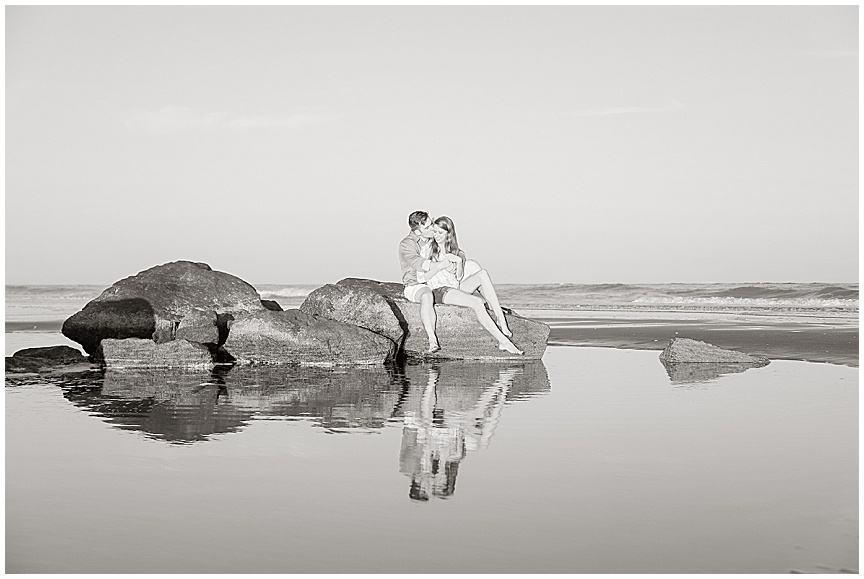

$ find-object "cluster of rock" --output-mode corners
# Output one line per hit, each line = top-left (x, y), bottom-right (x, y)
(52, 261), (549, 369)
(9, 261), (775, 378)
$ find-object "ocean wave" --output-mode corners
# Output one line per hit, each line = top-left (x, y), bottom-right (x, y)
(496, 283), (859, 307)
(258, 286), (315, 299)
(631, 296), (858, 308)
(4, 285), (105, 300)
(815, 285), (860, 299)
(712, 284), (859, 301)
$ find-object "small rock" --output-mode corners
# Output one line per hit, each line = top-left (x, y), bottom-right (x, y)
(5, 345), (90, 374)
(659, 337), (770, 364)
(176, 310), (220, 346)
(99, 338), (214, 369)
(260, 299), (283, 312)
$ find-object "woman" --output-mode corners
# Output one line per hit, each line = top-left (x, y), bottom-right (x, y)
(425, 216), (522, 355)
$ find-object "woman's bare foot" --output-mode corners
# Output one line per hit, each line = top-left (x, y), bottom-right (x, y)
(496, 315), (513, 337)
(498, 340), (523, 355)
(427, 341), (441, 354)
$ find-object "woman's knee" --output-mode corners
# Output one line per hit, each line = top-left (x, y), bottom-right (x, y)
(418, 289), (434, 306)
(463, 259), (482, 278)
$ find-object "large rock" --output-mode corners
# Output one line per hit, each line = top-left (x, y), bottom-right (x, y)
(300, 282), (405, 345)
(222, 309), (396, 366)
(5, 345), (91, 374)
(62, 261), (266, 356)
(99, 338), (214, 369)
(659, 338), (770, 365)
(300, 278), (549, 360)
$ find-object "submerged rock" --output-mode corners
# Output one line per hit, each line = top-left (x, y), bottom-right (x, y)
(62, 261), (265, 356)
(659, 337), (770, 364)
(300, 278), (549, 360)
(223, 309), (396, 366)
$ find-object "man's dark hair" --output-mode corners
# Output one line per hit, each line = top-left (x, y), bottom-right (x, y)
(408, 211), (429, 230)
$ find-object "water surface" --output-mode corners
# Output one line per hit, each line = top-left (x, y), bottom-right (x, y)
(6, 347), (857, 573)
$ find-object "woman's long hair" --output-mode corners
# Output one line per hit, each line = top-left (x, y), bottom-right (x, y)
(431, 216), (460, 259)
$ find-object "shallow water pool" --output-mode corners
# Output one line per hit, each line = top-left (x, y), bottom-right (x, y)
(5, 347), (858, 573)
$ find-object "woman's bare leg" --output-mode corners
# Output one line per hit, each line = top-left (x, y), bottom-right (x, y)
(459, 264), (512, 336)
(443, 289), (522, 355)
(462, 259), (482, 279)
(413, 286), (439, 352)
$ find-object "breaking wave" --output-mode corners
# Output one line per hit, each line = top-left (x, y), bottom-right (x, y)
(256, 285), (316, 299)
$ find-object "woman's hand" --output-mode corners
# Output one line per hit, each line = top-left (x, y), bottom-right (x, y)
(426, 258), (455, 277)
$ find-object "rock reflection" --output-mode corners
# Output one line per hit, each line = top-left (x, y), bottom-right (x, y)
(64, 367), (253, 444)
(58, 361), (549, 449)
(394, 362), (550, 501)
(661, 361), (768, 385)
(216, 364), (401, 432)
(63, 365), (402, 443)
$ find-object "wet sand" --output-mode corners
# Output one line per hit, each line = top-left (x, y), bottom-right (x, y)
(6, 308), (859, 368)
(519, 309), (858, 367)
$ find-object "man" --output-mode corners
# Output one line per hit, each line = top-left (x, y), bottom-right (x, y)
(398, 210), (456, 353)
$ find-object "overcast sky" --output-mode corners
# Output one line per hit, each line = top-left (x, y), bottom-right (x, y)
(6, 6), (858, 285)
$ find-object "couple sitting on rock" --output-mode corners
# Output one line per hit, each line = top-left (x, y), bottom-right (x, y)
(398, 210), (522, 355)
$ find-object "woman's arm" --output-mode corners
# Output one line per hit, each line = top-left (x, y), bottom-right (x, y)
(419, 258), (455, 282)
(447, 250), (466, 280)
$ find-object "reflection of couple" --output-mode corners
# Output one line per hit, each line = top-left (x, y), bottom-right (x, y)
(398, 210), (522, 355)
(399, 366), (517, 501)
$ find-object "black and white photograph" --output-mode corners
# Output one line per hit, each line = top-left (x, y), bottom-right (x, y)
(5, 4), (858, 574)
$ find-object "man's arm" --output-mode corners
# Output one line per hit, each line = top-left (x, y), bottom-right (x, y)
(399, 237), (431, 272)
